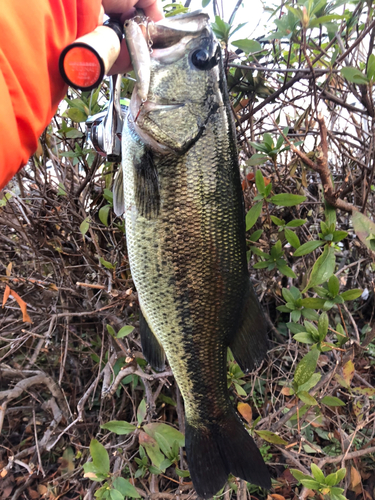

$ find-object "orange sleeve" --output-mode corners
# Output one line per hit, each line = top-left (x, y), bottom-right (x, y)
(0, 0), (102, 190)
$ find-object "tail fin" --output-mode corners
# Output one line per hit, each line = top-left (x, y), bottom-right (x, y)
(185, 410), (271, 499)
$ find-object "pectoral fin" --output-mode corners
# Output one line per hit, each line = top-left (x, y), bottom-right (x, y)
(229, 281), (269, 373)
(139, 309), (165, 371)
(113, 167), (125, 216)
(134, 148), (160, 219)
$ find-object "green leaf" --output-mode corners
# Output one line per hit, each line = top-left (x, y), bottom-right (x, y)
(255, 169), (266, 194)
(290, 469), (311, 482)
(293, 240), (324, 257)
(318, 312), (329, 339)
(282, 287), (296, 303)
(300, 479), (322, 489)
(101, 420), (137, 435)
(143, 423), (185, 447)
(311, 463), (325, 482)
(155, 432), (172, 457)
(309, 14), (346, 28)
(340, 289), (363, 301)
(287, 322), (305, 334)
(249, 142), (269, 154)
(270, 194), (306, 206)
(99, 205), (111, 227)
(176, 467), (190, 478)
(83, 462), (108, 482)
(291, 310), (301, 322)
(251, 246), (270, 259)
(117, 325), (134, 338)
(301, 309), (319, 321)
(80, 217), (90, 236)
(341, 67), (369, 84)
(289, 286), (301, 300)
(293, 332), (315, 344)
(332, 230), (348, 242)
(137, 399), (147, 425)
(277, 261), (296, 278)
(353, 211), (375, 252)
(294, 348), (320, 387)
(253, 261), (270, 269)
(112, 477), (140, 498)
(67, 107), (88, 123)
(303, 245), (336, 292)
(270, 216), (285, 226)
(90, 439), (110, 475)
(249, 229), (262, 242)
(247, 153), (268, 166)
(300, 298), (326, 309)
(246, 201), (263, 231)
(110, 490), (124, 500)
(328, 275), (340, 297)
(103, 188), (113, 204)
(298, 372), (321, 392)
(286, 219), (306, 228)
(263, 133), (273, 149)
(321, 396), (345, 407)
(255, 430), (288, 445)
(140, 434), (165, 469)
(202, 0), (211, 7)
(298, 391), (318, 406)
(106, 324), (116, 337)
(234, 382), (247, 396)
(65, 128), (84, 139)
(231, 39), (262, 54)
(304, 321), (319, 340)
(277, 305), (292, 313)
(367, 53), (375, 81)
(285, 228), (300, 249)
(100, 257), (115, 270)
(325, 472), (339, 486)
(335, 468), (347, 482)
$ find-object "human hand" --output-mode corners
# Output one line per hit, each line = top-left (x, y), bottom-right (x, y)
(101, 0), (164, 74)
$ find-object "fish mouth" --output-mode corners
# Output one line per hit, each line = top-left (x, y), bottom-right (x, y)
(148, 11), (210, 49)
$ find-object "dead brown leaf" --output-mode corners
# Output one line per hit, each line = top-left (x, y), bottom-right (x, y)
(27, 487), (40, 499)
(6, 262), (12, 277)
(2, 285), (10, 307)
(349, 465), (362, 490)
(4, 288), (32, 323)
(237, 402), (252, 423)
(343, 360), (355, 386)
(280, 387), (292, 396)
(37, 485), (48, 495)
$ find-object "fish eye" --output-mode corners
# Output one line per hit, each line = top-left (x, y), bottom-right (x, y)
(191, 49), (210, 69)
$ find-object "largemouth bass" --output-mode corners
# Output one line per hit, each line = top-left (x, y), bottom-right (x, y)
(115, 11), (271, 498)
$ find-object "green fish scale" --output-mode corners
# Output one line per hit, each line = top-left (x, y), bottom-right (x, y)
(123, 102), (248, 426)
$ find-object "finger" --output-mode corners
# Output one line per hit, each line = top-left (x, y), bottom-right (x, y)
(136, 0), (164, 21)
(107, 38), (132, 75)
(98, 5), (105, 24)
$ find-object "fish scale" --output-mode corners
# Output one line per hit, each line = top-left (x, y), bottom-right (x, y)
(118, 11), (271, 498)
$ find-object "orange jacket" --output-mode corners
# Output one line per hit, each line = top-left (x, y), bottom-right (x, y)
(0, 0), (101, 190)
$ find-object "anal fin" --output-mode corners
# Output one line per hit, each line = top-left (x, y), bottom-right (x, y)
(139, 309), (165, 372)
(229, 281), (269, 373)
